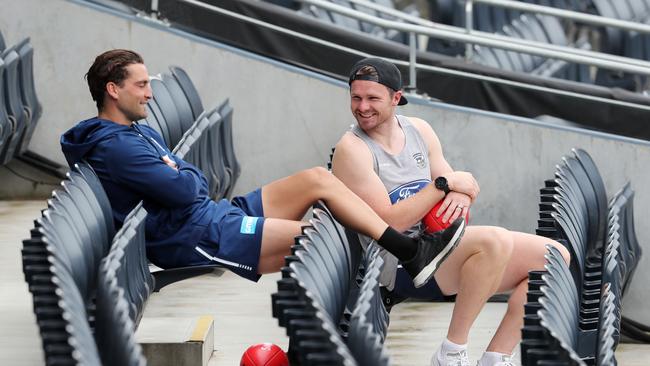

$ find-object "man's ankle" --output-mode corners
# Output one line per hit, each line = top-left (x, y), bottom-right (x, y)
(440, 337), (467, 353)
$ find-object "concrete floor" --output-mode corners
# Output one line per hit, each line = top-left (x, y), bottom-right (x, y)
(1, 200), (648, 365)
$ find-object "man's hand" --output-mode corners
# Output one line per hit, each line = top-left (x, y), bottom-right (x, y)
(162, 155), (178, 171)
(445, 171), (479, 201)
(436, 191), (471, 224)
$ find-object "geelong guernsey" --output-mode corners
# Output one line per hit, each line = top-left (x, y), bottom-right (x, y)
(351, 115), (431, 290)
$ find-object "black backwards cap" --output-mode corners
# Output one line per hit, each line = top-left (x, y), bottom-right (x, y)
(348, 57), (408, 105)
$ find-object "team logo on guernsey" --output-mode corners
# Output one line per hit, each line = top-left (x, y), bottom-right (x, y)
(413, 152), (426, 169)
(388, 179), (430, 204)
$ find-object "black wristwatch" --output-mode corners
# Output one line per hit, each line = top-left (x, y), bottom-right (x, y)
(434, 176), (450, 195)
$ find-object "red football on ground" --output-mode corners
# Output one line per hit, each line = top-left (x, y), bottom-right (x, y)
(423, 200), (470, 233)
(240, 343), (289, 366)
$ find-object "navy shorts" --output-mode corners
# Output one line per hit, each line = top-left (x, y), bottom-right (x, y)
(194, 189), (266, 282)
(393, 266), (457, 302)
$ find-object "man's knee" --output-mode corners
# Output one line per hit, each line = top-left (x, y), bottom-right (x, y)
(299, 166), (332, 190)
(482, 227), (514, 265)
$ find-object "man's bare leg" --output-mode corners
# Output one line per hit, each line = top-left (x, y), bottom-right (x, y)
(483, 232), (570, 354)
(257, 218), (304, 274)
(433, 226), (514, 345)
(261, 167), (388, 239)
(255, 167), (389, 274)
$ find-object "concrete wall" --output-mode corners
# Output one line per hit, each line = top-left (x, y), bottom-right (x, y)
(1, 0), (648, 322)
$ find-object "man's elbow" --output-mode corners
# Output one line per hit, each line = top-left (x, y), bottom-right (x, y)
(166, 185), (200, 207)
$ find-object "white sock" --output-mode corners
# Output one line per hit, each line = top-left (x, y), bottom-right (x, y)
(440, 338), (467, 354)
(478, 351), (511, 366)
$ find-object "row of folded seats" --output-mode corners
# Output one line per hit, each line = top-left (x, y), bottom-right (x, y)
(470, 14), (591, 82)
(522, 148), (641, 365)
(21, 65), (240, 365)
(429, 1), (594, 83)
(434, 0), (650, 89)
(266, 0), (418, 44)
(271, 202), (391, 365)
(268, 0), (594, 84)
(0, 29), (42, 166)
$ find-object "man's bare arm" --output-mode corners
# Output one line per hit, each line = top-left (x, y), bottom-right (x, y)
(332, 132), (446, 232)
(409, 117), (478, 222)
(409, 117), (480, 200)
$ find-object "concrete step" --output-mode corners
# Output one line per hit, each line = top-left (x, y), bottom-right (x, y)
(136, 315), (214, 366)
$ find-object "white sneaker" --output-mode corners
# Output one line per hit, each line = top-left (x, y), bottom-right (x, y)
(476, 353), (516, 366)
(431, 348), (470, 366)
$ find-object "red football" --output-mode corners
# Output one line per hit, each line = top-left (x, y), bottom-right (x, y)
(423, 200), (470, 233)
(240, 343), (289, 366)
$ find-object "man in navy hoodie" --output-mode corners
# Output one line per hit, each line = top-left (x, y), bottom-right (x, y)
(61, 49), (466, 285)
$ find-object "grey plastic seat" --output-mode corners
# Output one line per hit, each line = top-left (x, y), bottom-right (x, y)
(218, 100), (240, 198)
(161, 72), (195, 133)
(1, 47), (28, 164)
(0, 58), (8, 158)
(146, 96), (172, 148)
(97, 232), (148, 366)
(75, 162), (116, 239)
(42, 256), (102, 365)
(170, 66), (204, 120)
(205, 110), (229, 199)
(14, 39), (41, 154)
(151, 78), (183, 148)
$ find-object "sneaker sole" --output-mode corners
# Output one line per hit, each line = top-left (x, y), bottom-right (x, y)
(412, 219), (466, 288)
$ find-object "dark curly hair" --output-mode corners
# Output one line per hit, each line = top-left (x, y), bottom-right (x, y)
(85, 49), (144, 110)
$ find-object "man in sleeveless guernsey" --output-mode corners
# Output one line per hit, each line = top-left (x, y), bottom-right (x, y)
(332, 58), (571, 366)
(60, 49), (466, 290)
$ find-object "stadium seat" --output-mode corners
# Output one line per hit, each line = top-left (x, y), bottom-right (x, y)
(150, 77), (184, 148)
(0, 58), (9, 159)
(218, 99), (240, 198)
(1, 46), (28, 164)
(7, 39), (42, 155)
(170, 66), (204, 120)
(205, 109), (230, 199)
(96, 204), (148, 366)
(161, 72), (195, 133)
(145, 93), (172, 148)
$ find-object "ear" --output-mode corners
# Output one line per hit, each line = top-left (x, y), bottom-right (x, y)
(392, 90), (403, 106)
(105, 81), (120, 100)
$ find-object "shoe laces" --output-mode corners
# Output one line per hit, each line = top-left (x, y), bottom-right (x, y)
(442, 349), (470, 366)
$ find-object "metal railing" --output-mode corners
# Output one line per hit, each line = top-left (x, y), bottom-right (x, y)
(314, 0), (650, 61)
(469, 0), (650, 34)
(295, 0), (650, 89)
(465, 0), (650, 59)
(158, 0), (650, 112)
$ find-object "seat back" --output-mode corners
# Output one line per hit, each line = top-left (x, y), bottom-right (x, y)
(170, 66), (204, 120)
(161, 72), (195, 133)
(96, 204), (149, 366)
(151, 78), (183, 148)
(15, 38), (41, 154)
(1, 47), (28, 163)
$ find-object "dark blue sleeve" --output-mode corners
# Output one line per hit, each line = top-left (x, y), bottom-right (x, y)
(104, 134), (205, 208)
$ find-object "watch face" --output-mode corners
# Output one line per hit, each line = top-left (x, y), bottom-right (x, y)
(435, 177), (449, 193)
(435, 177), (447, 189)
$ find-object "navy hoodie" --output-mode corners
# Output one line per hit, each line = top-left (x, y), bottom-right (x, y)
(61, 117), (231, 268)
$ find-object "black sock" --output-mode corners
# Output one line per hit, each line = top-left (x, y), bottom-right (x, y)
(377, 227), (418, 262)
